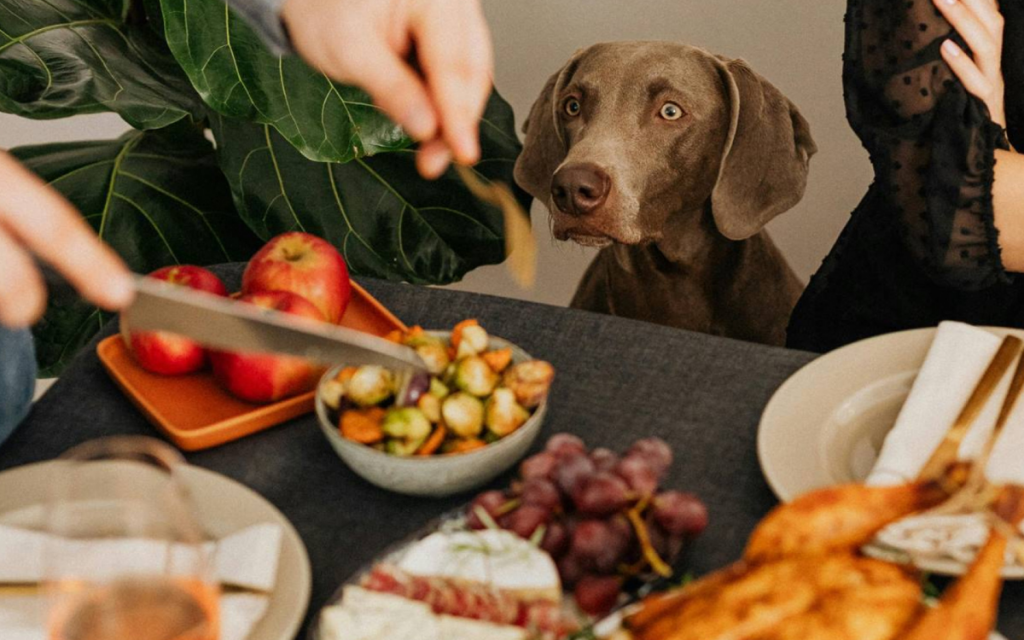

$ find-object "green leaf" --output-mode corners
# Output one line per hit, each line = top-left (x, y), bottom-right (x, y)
(160, 0), (409, 163)
(13, 123), (261, 375)
(0, 0), (201, 128)
(211, 91), (530, 285)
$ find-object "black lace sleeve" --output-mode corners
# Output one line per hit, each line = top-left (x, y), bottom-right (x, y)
(845, 0), (1012, 289)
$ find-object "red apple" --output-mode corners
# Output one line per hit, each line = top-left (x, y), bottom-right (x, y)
(121, 266), (228, 376)
(242, 232), (351, 324)
(209, 291), (326, 403)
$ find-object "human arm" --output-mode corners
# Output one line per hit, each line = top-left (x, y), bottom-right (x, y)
(843, 0), (1012, 289)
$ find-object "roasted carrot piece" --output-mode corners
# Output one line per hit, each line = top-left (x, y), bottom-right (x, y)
(482, 348), (513, 373)
(407, 326), (425, 338)
(451, 319), (480, 351)
(340, 408), (385, 444)
(384, 330), (405, 344)
(335, 366), (358, 385)
(448, 438), (486, 454)
(416, 425), (447, 456)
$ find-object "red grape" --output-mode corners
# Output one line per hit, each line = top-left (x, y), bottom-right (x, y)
(467, 490), (508, 529)
(573, 472), (631, 516)
(507, 505), (552, 539)
(627, 438), (673, 479)
(520, 451), (559, 481)
(616, 455), (658, 497)
(520, 478), (563, 512)
(572, 520), (629, 573)
(546, 433), (587, 458)
(555, 454), (596, 497)
(653, 491), (709, 536)
(574, 575), (622, 616)
(540, 521), (570, 558)
(557, 552), (587, 585)
(590, 448), (620, 472)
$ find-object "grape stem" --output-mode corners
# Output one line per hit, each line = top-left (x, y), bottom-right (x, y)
(626, 500), (673, 578)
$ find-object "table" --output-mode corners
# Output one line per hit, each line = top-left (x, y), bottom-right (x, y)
(2, 263), (1022, 638)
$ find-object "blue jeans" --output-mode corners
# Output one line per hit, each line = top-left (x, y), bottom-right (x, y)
(0, 327), (34, 446)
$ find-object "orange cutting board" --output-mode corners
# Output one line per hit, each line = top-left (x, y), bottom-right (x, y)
(98, 281), (407, 451)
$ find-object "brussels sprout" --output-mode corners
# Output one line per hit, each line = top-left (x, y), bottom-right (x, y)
(502, 361), (555, 408)
(453, 356), (500, 397)
(429, 377), (450, 399)
(485, 388), (530, 437)
(417, 393), (443, 423)
(460, 324), (490, 354)
(404, 333), (444, 348)
(442, 392), (485, 438)
(347, 365), (394, 407)
(415, 342), (451, 375)
(382, 407), (432, 456)
(320, 378), (346, 410)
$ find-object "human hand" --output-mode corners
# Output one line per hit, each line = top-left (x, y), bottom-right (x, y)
(934, 0), (1007, 128)
(281, 0), (494, 179)
(0, 152), (134, 328)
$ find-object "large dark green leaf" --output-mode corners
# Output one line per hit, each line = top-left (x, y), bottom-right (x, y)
(160, 0), (408, 163)
(212, 92), (530, 284)
(13, 123), (261, 375)
(0, 0), (202, 128)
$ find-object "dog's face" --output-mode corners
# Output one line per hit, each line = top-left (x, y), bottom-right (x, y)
(515, 42), (816, 254)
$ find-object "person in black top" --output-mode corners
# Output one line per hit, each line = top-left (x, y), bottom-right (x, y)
(788, 0), (1024, 352)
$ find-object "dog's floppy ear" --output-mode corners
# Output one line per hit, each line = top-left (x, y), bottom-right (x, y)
(710, 57), (817, 240)
(514, 50), (586, 201)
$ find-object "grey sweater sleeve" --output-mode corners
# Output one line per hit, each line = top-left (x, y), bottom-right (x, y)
(227, 0), (294, 56)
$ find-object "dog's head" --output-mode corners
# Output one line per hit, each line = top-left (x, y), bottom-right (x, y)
(514, 42), (816, 255)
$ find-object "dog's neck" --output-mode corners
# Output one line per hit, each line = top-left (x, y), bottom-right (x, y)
(651, 202), (738, 270)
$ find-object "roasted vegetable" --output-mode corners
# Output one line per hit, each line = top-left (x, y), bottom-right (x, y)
(382, 407), (432, 456)
(347, 365), (394, 406)
(395, 371), (431, 407)
(447, 438), (488, 454)
(485, 387), (530, 436)
(321, 379), (346, 410)
(414, 342), (451, 375)
(442, 392), (485, 438)
(451, 319), (480, 351)
(453, 356), (500, 397)
(502, 361), (555, 408)
(416, 425), (447, 456)
(429, 377), (450, 399)
(417, 393), (442, 423)
(482, 348), (513, 373)
(340, 408), (386, 444)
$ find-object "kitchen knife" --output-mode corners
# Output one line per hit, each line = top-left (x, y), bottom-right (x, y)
(124, 275), (425, 371)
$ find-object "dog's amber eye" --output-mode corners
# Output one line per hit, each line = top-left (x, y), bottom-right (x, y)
(660, 102), (684, 121)
(564, 97), (582, 117)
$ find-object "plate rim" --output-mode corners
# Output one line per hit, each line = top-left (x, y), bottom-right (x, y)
(0, 460), (312, 640)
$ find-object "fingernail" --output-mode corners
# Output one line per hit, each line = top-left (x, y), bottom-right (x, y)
(454, 130), (480, 165)
(403, 109), (437, 141)
(943, 39), (962, 56)
(423, 147), (452, 179)
(943, 0), (957, 5)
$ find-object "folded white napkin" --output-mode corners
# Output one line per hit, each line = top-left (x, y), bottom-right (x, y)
(0, 523), (280, 640)
(866, 321), (1024, 564)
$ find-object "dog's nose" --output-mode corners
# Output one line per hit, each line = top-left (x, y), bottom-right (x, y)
(551, 164), (610, 216)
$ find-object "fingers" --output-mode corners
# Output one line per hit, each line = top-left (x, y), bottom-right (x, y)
(934, 0), (1003, 75)
(0, 152), (134, 315)
(0, 225), (45, 327)
(322, 38), (441, 142)
(941, 40), (992, 94)
(411, 0), (494, 165)
(416, 138), (452, 179)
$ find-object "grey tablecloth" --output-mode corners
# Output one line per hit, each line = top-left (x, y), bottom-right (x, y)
(2, 263), (1022, 638)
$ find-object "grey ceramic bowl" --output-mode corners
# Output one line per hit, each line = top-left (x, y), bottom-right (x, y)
(314, 332), (547, 497)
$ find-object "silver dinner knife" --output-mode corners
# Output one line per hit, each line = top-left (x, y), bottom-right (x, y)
(124, 275), (425, 371)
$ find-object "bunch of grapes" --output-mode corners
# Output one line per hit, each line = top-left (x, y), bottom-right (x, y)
(467, 433), (708, 617)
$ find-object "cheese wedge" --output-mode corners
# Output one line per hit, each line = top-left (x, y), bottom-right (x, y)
(397, 529), (562, 603)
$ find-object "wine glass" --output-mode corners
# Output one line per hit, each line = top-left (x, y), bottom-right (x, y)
(44, 436), (219, 640)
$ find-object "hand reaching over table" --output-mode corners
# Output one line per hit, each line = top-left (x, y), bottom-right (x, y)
(280, 0), (494, 179)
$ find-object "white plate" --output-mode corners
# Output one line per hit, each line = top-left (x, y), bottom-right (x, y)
(758, 326), (1024, 578)
(0, 461), (312, 640)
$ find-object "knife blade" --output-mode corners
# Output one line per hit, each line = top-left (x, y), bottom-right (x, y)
(124, 276), (425, 371)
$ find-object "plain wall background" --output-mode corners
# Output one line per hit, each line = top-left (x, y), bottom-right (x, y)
(0, 0), (873, 308)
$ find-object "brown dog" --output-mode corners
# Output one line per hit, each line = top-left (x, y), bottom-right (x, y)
(514, 42), (816, 345)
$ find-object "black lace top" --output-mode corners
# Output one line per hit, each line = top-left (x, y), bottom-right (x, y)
(788, 0), (1024, 352)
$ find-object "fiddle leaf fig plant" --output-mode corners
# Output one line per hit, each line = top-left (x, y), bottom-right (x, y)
(0, 0), (529, 376)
